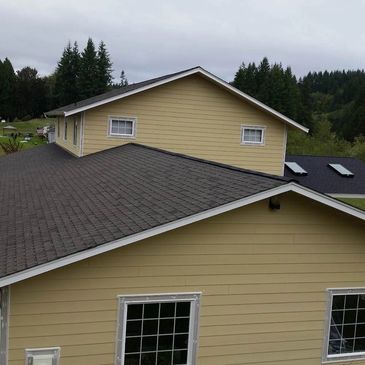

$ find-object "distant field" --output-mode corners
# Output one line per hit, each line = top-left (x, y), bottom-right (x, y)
(339, 198), (365, 211)
(0, 118), (55, 156)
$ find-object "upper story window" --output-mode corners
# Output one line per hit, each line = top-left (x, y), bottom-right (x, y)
(64, 119), (68, 141)
(241, 125), (265, 145)
(108, 117), (136, 138)
(116, 293), (201, 365)
(324, 288), (365, 362)
(73, 119), (78, 146)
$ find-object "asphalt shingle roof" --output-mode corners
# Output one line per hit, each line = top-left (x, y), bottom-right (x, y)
(285, 155), (365, 194)
(0, 143), (288, 278)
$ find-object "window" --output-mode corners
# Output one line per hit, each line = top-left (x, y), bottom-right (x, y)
(324, 289), (365, 362)
(57, 119), (60, 138)
(0, 287), (9, 365)
(116, 293), (201, 365)
(25, 347), (60, 365)
(108, 117), (136, 137)
(64, 119), (68, 140)
(241, 126), (265, 145)
(73, 118), (78, 145)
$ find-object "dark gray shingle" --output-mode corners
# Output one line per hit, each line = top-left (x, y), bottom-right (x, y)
(0, 143), (288, 278)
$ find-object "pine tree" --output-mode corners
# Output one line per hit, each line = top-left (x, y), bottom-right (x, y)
(79, 38), (99, 99)
(96, 41), (113, 94)
(15, 67), (46, 119)
(120, 70), (128, 87)
(0, 58), (16, 121)
(55, 42), (80, 105)
(257, 57), (271, 104)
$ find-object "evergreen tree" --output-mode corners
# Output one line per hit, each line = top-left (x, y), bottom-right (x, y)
(15, 67), (46, 119)
(120, 70), (128, 87)
(96, 41), (113, 94)
(55, 42), (80, 105)
(256, 57), (271, 104)
(0, 58), (16, 121)
(78, 38), (99, 99)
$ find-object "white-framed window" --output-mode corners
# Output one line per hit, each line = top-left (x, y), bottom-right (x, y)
(73, 118), (78, 146)
(115, 293), (201, 365)
(25, 347), (60, 365)
(64, 118), (68, 141)
(323, 288), (365, 362)
(108, 117), (136, 138)
(0, 287), (9, 365)
(241, 125), (265, 145)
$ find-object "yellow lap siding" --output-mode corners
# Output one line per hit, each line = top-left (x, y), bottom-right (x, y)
(8, 192), (365, 365)
(82, 75), (287, 175)
(55, 115), (82, 156)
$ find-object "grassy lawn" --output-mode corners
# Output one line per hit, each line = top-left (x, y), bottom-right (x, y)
(339, 198), (365, 211)
(0, 118), (55, 156)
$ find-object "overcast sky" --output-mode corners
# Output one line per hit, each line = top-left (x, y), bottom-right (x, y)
(1, 0), (364, 83)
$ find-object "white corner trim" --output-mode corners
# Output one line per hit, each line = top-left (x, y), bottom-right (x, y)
(0, 182), (363, 288)
(61, 67), (308, 133)
(281, 125), (288, 176)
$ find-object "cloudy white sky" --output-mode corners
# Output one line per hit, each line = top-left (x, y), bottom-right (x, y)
(0, 0), (364, 83)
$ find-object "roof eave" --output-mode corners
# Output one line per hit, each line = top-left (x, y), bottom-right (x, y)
(0, 181), (363, 289)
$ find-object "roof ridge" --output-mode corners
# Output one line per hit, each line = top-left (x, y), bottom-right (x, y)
(130, 143), (290, 182)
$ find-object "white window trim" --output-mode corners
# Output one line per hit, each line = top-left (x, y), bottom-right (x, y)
(115, 292), (201, 365)
(108, 117), (136, 138)
(323, 288), (365, 363)
(240, 125), (266, 146)
(0, 287), (9, 365)
(25, 347), (60, 365)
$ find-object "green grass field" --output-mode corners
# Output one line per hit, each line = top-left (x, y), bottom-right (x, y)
(0, 119), (55, 156)
(339, 198), (365, 211)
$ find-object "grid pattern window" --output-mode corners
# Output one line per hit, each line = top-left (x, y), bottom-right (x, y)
(109, 118), (135, 137)
(325, 289), (365, 361)
(73, 119), (78, 145)
(116, 293), (200, 365)
(241, 126), (265, 145)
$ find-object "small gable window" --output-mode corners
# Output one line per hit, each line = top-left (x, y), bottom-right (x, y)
(108, 117), (136, 138)
(116, 293), (200, 365)
(324, 289), (365, 362)
(241, 125), (265, 145)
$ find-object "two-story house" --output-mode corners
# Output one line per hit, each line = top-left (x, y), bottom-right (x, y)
(0, 67), (364, 365)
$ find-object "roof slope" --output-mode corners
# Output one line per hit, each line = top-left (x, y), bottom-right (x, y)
(0, 143), (288, 278)
(285, 155), (365, 195)
(45, 66), (308, 132)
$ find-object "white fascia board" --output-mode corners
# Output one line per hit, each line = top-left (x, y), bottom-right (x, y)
(63, 67), (309, 133)
(0, 182), (363, 288)
(329, 193), (365, 199)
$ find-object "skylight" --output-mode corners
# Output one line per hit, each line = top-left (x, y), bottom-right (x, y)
(328, 163), (354, 177)
(285, 162), (307, 175)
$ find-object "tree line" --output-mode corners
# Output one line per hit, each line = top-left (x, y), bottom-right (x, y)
(232, 57), (365, 142)
(0, 38), (127, 121)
